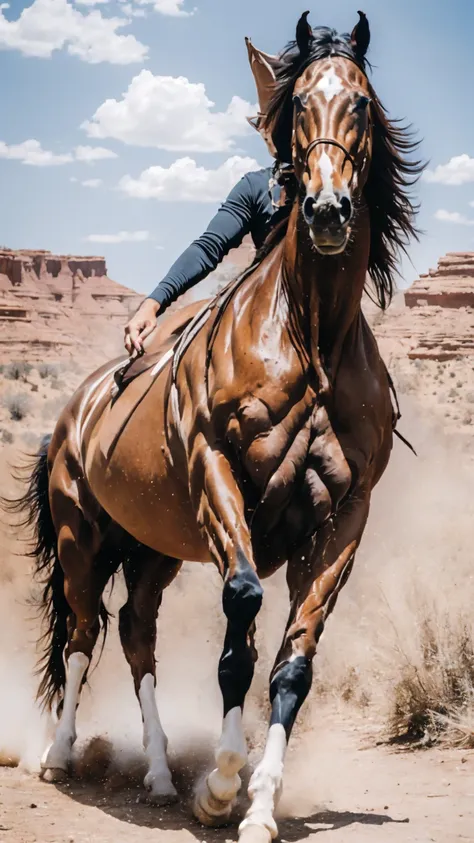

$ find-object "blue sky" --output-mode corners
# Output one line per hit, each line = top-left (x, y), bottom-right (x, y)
(1, 0), (473, 295)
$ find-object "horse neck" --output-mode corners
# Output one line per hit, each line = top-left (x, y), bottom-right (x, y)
(282, 203), (370, 374)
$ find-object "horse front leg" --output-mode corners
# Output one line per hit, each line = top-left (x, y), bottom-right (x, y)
(239, 495), (370, 843)
(192, 446), (264, 827)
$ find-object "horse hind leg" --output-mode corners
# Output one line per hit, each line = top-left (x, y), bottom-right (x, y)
(119, 550), (182, 806)
(40, 457), (117, 781)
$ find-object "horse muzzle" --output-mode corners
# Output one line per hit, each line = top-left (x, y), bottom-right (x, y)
(303, 194), (352, 255)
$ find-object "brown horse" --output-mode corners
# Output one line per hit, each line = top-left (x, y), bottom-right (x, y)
(13, 12), (422, 843)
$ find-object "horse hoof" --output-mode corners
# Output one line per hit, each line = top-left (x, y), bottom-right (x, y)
(140, 791), (179, 807)
(41, 767), (68, 784)
(238, 824), (273, 843)
(142, 772), (178, 806)
(193, 778), (233, 827)
(193, 798), (232, 828)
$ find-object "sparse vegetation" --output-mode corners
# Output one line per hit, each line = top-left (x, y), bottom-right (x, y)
(38, 363), (59, 380)
(1, 429), (14, 444)
(388, 614), (474, 745)
(4, 362), (32, 382)
(2, 394), (32, 422)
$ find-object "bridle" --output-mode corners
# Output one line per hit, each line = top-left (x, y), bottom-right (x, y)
(300, 107), (372, 189)
(305, 138), (356, 175)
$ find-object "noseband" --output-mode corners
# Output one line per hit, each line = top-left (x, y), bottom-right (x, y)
(305, 138), (356, 178)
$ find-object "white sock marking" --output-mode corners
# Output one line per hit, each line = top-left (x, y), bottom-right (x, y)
(138, 674), (176, 796)
(208, 706), (247, 801)
(194, 707), (247, 820)
(216, 706), (248, 770)
(239, 723), (287, 840)
(316, 67), (344, 102)
(41, 652), (89, 771)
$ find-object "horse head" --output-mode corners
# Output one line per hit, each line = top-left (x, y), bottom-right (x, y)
(254, 11), (422, 309)
(292, 13), (372, 255)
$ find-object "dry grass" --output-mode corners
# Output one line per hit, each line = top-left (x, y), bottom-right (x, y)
(314, 397), (474, 748)
(388, 612), (474, 745)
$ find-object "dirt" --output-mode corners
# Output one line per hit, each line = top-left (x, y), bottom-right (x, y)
(0, 718), (472, 843)
(1, 316), (474, 842)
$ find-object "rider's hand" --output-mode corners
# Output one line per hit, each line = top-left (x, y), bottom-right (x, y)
(124, 298), (160, 356)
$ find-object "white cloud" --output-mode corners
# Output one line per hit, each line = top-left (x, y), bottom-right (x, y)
(135, 0), (194, 16)
(0, 138), (118, 166)
(70, 175), (103, 186)
(424, 155), (474, 186)
(0, 139), (73, 166)
(434, 209), (474, 226)
(83, 70), (256, 152)
(82, 177), (103, 187)
(74, 0), (109, 5)
(86, 229), (150, 243)
(121, 3), (146, 16)
(119, 156), (262, 202)
(0, 0), (147, 64)
(74, 144), (117, 162)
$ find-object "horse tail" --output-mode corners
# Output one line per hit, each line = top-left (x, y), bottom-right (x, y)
(2, 435), (68, 710)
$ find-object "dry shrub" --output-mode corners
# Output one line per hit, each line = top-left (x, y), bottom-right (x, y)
(2, 393), (31, 421)
(435, 708), (474, 749)
(38, 363), (59, 380)
(5, 362), (32, 382)
(389, 612), (474, 744)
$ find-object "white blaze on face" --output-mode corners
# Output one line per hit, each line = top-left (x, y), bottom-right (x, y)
(316, 66), (344, 102)
(318, 151), (334, 196)
(312, 150), (337, 210)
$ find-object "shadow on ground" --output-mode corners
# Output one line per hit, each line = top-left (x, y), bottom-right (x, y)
(53, 747), (410, 842)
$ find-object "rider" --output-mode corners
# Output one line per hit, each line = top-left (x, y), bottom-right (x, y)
(124, 40), (291, 355)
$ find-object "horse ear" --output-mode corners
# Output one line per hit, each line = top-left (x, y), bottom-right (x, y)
(350, 10), (370, 59)
(296, 11), (313, 57)
(245, 37), (278, 115)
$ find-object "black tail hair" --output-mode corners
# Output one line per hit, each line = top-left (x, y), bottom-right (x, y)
(1, 435), (109, 710)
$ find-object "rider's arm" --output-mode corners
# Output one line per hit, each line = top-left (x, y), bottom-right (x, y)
(147, 173), (257, 311)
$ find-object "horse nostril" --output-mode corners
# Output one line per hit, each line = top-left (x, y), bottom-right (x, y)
(303, 196), (316, 222)
(339, 196), (352, 223)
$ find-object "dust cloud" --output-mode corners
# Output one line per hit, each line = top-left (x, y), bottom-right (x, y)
(0, 396), (473, 793)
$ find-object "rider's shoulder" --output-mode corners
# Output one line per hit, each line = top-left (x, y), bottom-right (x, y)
(240, 166), (273, 195)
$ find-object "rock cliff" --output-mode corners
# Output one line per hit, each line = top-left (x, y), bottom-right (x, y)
(373, 252), (474, 361)
(0, 248), (142, 363)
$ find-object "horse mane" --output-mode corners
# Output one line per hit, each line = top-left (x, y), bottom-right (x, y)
(261, 26), (424, 310)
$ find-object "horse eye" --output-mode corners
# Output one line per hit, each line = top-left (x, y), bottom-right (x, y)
(353, 95), (370, 112)
(293, 94), (307, 114)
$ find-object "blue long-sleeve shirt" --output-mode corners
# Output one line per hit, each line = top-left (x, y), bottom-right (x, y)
(148, 167), (274, 310)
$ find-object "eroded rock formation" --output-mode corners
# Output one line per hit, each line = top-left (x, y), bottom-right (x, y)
(0, 248), (142, 362)
(371, 252), (474, 361)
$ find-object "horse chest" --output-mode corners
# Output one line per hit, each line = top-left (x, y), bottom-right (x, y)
(225, 387), (315, 490)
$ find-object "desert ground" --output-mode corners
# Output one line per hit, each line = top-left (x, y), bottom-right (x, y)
(1, 350), (474, 843)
